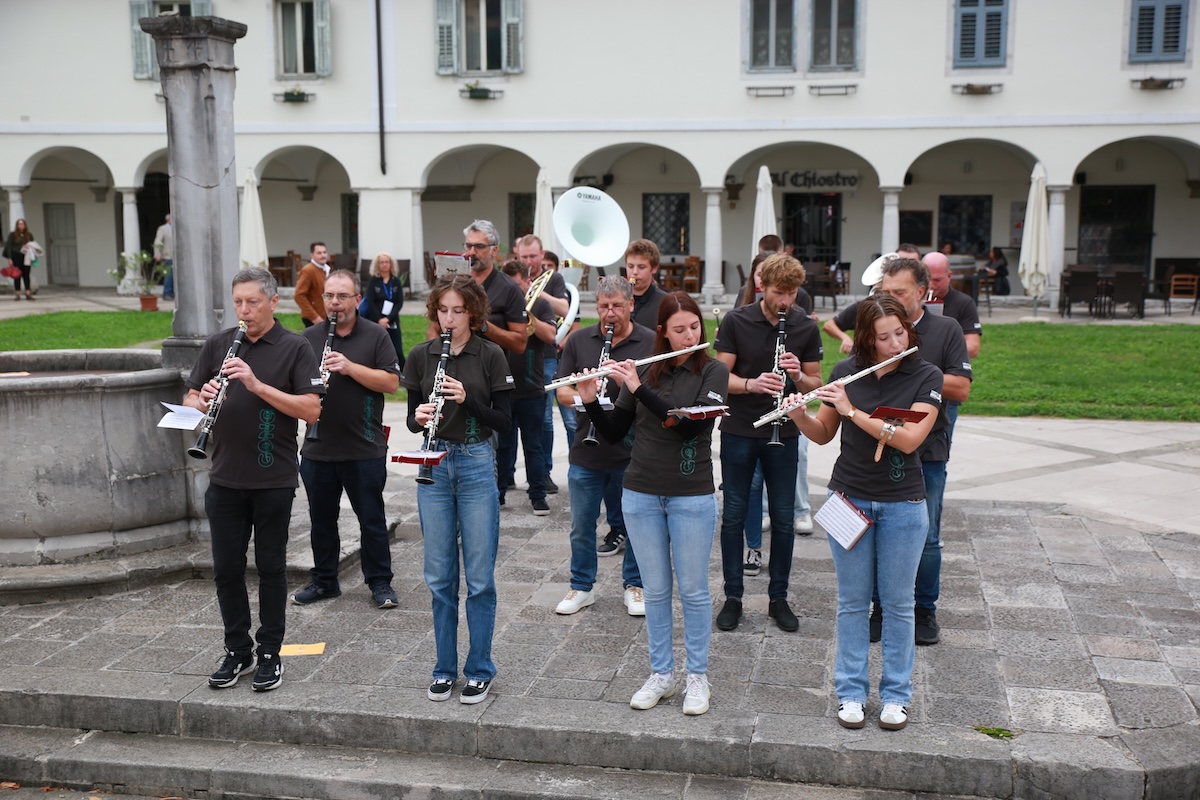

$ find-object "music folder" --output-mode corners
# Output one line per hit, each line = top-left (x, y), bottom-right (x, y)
(814, 492), (873, 551)
(869, 406), (929, 424)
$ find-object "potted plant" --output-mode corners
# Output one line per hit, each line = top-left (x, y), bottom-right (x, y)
(463, 80), (492, 100)
(109, 251), (168, 310)
(282, 85), (309, 103)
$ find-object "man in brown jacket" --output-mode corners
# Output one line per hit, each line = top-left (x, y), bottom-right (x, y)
(295, 242), (329, 327)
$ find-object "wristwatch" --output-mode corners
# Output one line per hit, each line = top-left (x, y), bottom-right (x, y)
(845, 407), (857, 419)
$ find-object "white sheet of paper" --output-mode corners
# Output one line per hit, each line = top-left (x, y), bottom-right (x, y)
(381, 299), (394, 316)
(158, 401), (205, 431)
(814, 493), (871, 551)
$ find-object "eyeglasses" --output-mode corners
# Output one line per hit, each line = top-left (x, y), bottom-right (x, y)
(463, 242), (492, 250)
(321, 293), (357, 302)
(596, 304), (627, 313)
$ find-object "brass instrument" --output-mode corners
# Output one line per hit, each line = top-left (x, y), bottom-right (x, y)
(544, 342), (709, 392)
(767, 309), (787, 447)
(524, 267), (554, 337)
(187, 320), (248, 460)
(305, 311), (338, 442)
(752, 347), (919, 428)
(582, 323), (615, 447)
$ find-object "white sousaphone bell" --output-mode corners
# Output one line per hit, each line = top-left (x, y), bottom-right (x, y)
(551, 187), (630, 345)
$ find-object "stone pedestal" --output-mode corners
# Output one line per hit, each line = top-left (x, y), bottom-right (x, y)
(139, 15), (247, 371)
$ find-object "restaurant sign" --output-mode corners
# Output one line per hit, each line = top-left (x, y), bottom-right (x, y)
(770, 170), (860, 190)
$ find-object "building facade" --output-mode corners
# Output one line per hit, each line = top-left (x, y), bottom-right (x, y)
(1, 0), (1197, 299)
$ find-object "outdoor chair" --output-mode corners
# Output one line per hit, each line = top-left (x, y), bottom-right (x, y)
(682, 256), (702, 293)
(1108, 270), (1146, 318)
(1062, 269), (1101, 317)
(1169, 274), (1199, 315)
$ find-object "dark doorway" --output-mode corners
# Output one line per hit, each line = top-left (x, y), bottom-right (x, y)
(1078, 185), (1155, 271)
(937, 195), (992, 257)
(137, 172), (171, 253)
(781, 192), (842, 264)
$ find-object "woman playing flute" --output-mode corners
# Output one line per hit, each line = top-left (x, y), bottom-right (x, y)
(578, 291), (728, 716)
(402, 274), (513, 705)
(784, 295), (941, 731)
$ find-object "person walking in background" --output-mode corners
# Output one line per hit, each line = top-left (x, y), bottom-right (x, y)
(786, 295), (941, 731)
(295, 242), (329, 327)
(3, 219), (35, 301)
(362, 251), (406, 371)
(403, 274), (513, 705)
(153, 213), (174, 300)
(579, 292), (728, 716)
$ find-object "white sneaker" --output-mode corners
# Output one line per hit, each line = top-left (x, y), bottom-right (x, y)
(555, 589), (595, 615)
(682, 673), (710, 716)
(879, 703), (908, 730)
(624, 586), (646, 616)
(761, 515), (771, 533)
(837, 700), (865, 729)
(630, 672), (675, 710)
(794, 513), (813, 535)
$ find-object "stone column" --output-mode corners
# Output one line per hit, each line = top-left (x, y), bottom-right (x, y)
(410, 193), (427, 294)
(356, 187), (415, 289)
(1047, 185), (1070, 308)
(3, 186), (27, 230)
(880, 187), (902, 257)
(117, 188), (141, 254)
(701, 188), (725, 301)
(140, 15), (247, 370)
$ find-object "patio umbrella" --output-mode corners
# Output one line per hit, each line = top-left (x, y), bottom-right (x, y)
(1017, 162), (1050, 316)
(750, 165), (778, 261)
(532, 167), (560, 258)
(239, 169), (269, 271)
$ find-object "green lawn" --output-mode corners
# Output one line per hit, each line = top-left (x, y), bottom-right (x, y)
(3, 312), (1198, 421)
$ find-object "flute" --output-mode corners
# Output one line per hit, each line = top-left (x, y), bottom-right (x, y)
(544, 342), (709, 392)
(751, 346), (919, 428)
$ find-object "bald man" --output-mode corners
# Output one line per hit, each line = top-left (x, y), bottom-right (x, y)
(922, 252), (981, 359)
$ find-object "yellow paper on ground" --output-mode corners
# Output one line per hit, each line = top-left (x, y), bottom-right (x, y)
(279, 643), (326, 656)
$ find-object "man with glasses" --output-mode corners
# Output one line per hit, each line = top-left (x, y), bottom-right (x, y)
(292, 269), (403, 611)
(553, 275), (650, 617)
(295, 242), (330, 328)
(450, 220), (528, 354)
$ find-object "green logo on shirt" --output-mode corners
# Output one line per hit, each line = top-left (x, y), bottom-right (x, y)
(465, 416), (481, 444)
(257, 408), (276, 468)
(680, 437), (698, 476)
(888, 451), (904, 482)
(363, 397), (375, 442)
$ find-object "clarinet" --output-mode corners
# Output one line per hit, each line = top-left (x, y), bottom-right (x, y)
(416, 330), (453, 485)
(767, 309), (787, 447)
(582, 322), (615, 447)
(187, 320), (248, 460)
(305, 311), (338, 442)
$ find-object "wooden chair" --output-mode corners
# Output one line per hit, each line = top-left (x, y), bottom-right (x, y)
(1169, 273), (1200, 315)
(682, 256), (702, 293)
(267, 255), (293, 287)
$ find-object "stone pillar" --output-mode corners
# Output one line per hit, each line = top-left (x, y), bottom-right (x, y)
(1047, 185), (1070, 308)
(356, 187), (415, 289)
(141, 15), (247, 370)
(117, 188), (141, 254)
(3, 186), (27, 231)
(411, 193), (427, 294)
(880, 187), (902, 258)
(701, 188), (725, 301)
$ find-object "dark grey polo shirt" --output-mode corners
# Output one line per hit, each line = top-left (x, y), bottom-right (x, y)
(932, 287), (982, 339)
(401, 333), (513, 444)
(508, 296), (555, 400)
(480, 267), (528, 333)
(632, 283), (667, 330)
(912, 310), (973, 462)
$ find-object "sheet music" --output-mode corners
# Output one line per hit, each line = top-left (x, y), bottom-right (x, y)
(158, 402), (204, 431)
(814, 492), (872, 551)
(666, 404), (730, 419)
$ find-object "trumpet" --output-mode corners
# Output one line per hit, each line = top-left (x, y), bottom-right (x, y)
(766, 308), (787, 448)
(752, 346), (919, 428)
(187, 320), (248, 460)
(582, 323), (615, 447)
(544, 342), (709, 392)
(305, 311), (338, 442)
(524, 268), (553, 337)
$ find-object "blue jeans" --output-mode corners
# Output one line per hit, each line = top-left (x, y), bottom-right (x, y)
(162, 259), (173, 299)
(743, 435), (811, 550)
(384, 325), (406, 372)
(543, 355), (577, 472)
(828, 493), (928, 706)
(496, 395), (547, 500)
(623, 489), (717, 676)
(567, 463), (641, 591)
(914, 460), (947, 612)
(945, 403), (959, 457)
(300, 456), (392, 590)
(417, 441), (500, 682)
(719, 432), (797, 601)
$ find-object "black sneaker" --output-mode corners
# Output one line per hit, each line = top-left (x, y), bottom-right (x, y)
(291, 582), (341, 605)
(251, 652), (284, 692)
(208, 650), (254, 689)
(597, 529), (626, 557)
(372, 585), (399, 609)
(768, 598), (800, 632)
(742, 548), (762, 577)
(498, 492), (506, 506)
(532, 497), (550, 516)
(716, 598), (742, 631)
(544, 475), (559, 494)
(460, 679), (491, 704)
(915, 608), (940, 646)
(869, 605), (882, 643)
(427, 678), (454, 701)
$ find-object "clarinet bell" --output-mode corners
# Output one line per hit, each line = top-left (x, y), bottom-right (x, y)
(305, 419), (320, 442)
(766, 424), (784, 448)
(416, 464), (435, 485)
(582, 423), (599, 447)
(187, 431), (211, 460)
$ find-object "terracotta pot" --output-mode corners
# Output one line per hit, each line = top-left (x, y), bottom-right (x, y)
(139, 295), (159, 312)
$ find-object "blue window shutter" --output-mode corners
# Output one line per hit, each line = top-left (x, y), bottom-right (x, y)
(192, 0), (212, 15)
(435, 0), (458, 75)
(1131, 0), (1188, 63)
(955, 0), (1006, 68)
(130, 0), (154, 80)
(314, 0), (332, 76)
(503, 0), (524, 74)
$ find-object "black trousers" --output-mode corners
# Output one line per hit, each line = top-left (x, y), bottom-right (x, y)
(204, 483), (295, 657)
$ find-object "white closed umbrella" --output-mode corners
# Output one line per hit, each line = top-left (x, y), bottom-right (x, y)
(1017, 162), (1050, 315)
(532, 167), (560, 257)
(239, 170), (269, 271)
(750, 165), (778, 262)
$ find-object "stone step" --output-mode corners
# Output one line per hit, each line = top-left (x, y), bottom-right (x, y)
(0, 666), (1165, 799)
(0, 724), (1000, 800)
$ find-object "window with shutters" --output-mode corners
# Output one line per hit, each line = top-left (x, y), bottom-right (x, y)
(275, 0), (332, 79)
(130, 0), (210, 80)
(1130, 0), (1189, 63)
(435, 0), (524, 76)
(748, 0), (797, 72)
(954, 0), (1008, 68)
(810, 0), (857, 70)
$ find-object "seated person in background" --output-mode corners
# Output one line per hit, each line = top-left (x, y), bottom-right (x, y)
(981, 246), (1010, 295)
